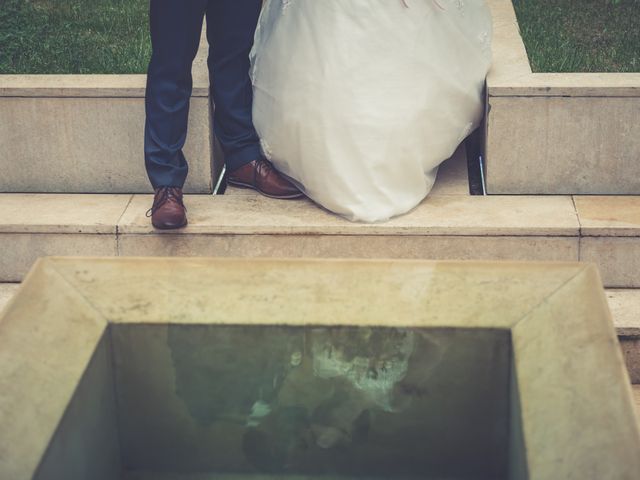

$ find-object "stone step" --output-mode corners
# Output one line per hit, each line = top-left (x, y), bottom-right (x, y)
(1, 148), (639, 288)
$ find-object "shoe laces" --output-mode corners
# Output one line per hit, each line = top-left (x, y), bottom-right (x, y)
(145, 187), (186, 217)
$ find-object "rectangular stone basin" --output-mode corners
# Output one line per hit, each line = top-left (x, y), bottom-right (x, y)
(0, 258), (638, 479)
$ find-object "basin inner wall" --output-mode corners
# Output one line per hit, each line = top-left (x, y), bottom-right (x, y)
(34, 331), (122, 480)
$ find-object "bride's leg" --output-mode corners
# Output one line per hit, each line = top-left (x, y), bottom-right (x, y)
(206, 0), (263, 172)
(144, 0), (208, 189)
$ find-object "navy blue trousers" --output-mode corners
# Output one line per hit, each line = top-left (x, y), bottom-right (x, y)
(144, 0), (263, 189)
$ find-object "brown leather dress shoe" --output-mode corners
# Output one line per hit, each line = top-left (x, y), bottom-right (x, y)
(227, 159), (304, 199)
(146, 186), (188, 230)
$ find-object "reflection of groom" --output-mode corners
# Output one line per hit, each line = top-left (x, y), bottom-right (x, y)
(144, 0), (302, 230)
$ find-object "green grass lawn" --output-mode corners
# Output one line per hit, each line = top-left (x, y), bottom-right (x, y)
(513, 0), (640, 72)
(0, 0), (151, 74)
(2, 0), (638, 74)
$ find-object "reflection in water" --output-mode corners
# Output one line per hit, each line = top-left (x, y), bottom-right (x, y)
(312, 328), (418, 412)
(164, 325), (508, 478)
(168, 326), (447, 474)
(168, 325), (301, 427)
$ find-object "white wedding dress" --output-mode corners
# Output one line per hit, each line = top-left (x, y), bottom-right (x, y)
(250, 0), (492, 222)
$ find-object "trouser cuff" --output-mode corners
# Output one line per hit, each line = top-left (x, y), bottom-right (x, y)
(225, 144), (263, 172)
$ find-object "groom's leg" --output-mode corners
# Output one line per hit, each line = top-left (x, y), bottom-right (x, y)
(144, 0), (207, 189)
(205, 0), (263, 172)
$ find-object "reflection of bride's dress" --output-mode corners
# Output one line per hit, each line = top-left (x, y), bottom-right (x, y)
(250, 0), (492, 222)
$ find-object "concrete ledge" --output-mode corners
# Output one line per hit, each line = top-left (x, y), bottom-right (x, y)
(4, 283), (640, 386)
(0, 26), (215, 194)
(485, 0), (640, 195)
(0, 74), (207, 98)
(489, 72), (640, 97)
(7, 282), (640, 336)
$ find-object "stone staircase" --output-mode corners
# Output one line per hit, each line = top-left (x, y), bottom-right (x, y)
(0, 146), (571, 279)
(1, 146), (639, 284)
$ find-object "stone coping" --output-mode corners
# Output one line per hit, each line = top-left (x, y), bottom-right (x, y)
(0, 257), (639, 479)
(0, 74), (209, 98)
(489, 73), (640, 97)
(487, 0), (640, 97)
(10, 280), (640, 336)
